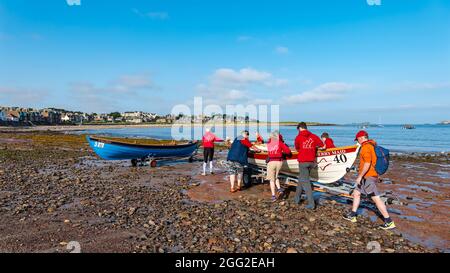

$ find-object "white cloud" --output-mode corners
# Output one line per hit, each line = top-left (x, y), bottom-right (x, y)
(70, 74), (154, 95)
(249, 98), (274, 105)
(364, 104), (450, 112)
(224, 89), (248, 101)
(282, 82), (358, 104)
(210, 68), (288, 88)
(394, 82), (450, 91)
(0, 86), (49, 107)
(146, 12), (169, 20)
(67, 74), (157, 112)
(132, 8), (168, 20)
(211, 68), (271, 85)
(114, 74), (153, 90)
(195, 68), (287, 106)
(275, 46), (289, 54)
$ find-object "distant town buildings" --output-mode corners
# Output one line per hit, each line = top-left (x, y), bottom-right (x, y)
(0, 106), (257, 126)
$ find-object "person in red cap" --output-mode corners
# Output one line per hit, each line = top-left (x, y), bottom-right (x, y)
(294, 122), (323, 209)
(343, 130), (396, 230)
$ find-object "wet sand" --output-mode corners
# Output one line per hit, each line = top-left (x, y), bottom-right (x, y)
(0, 131), (447, 253)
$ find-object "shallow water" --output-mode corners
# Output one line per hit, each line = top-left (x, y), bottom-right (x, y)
(80, 124), (450, 153)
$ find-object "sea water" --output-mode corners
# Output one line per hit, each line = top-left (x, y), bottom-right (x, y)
(82, 124), (450, 153)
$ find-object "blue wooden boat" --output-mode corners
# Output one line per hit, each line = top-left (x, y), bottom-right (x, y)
(86, 136), (199, 162)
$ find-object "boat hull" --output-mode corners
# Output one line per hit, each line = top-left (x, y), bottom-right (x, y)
(248, 145), (360, 184)
(86, 136), (199, 160)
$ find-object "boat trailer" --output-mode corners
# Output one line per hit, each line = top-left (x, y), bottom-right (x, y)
(249, 165), (404, 206)
(131, 154), (196, 167)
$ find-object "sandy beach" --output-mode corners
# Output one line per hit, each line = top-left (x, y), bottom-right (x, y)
(0, 131), (448, 253)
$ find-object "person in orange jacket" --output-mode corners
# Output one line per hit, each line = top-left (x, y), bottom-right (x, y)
(343, 130), (396, 230)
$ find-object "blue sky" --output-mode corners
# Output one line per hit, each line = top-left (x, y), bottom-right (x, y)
(0, 0), (449, 124)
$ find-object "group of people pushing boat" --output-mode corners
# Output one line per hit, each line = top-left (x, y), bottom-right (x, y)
(200, 122), (396, 230)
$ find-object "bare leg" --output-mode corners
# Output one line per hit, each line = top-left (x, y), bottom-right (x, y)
(237, 173), (243, 188)
(270, 179), (276, 196)
(230, 174), (236, 190)
(372, 196), (390, 218)
(352, 190), (361, 212)
(275, 178), (281, 191)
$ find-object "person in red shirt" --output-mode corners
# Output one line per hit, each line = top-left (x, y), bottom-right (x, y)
(294, 122), (323, 209)
(266, 131), (292, 202)
(321, 132), (336, 149)
(201, 128), (223, 175)
(255, 132), (264, 144)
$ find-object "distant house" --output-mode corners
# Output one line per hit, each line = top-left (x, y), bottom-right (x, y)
(27, 111), (42, 123)
(0, 110), (5, 121)
(60, 112), (84, 123)
(122, 111), (144, 123)
(61, 114), (71, 122)
(6, 111), (20, 122)
(40, 109), (61, 124)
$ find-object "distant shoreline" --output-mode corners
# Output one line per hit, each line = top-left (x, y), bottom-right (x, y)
(0, 122), (337, 132)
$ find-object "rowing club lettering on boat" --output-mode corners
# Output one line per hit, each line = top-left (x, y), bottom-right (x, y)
(170, 97), (280, 141)
(317, 147), (357, 157)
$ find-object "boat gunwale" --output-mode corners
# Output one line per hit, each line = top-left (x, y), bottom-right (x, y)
(87, 136), (198, 149)
(251, 144), (360, 156)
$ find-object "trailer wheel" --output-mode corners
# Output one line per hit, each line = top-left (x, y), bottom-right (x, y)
(131, 159), (138, 167)
(150, 159), (157, 168)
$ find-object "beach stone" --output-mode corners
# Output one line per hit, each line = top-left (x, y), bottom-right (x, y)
(286, 247), (298, 253)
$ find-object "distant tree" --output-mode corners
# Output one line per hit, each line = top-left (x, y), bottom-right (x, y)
(109, 112), (121, 119)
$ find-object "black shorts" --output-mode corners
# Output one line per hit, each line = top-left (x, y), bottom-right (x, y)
(203, 147), (214, 162)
